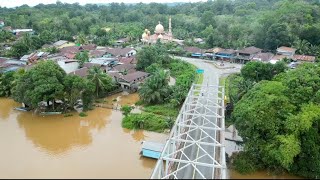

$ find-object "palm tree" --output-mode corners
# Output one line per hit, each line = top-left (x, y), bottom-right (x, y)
(138, 70), (170, 104)
(87, 66), (113, 98)
(293, 39), (311, 55)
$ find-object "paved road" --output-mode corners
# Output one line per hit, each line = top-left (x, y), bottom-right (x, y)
(174, 57), (241, 179)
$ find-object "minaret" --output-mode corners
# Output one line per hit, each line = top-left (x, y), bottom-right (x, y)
(168, 16), (173, 40)
(168, 16), (172, 37)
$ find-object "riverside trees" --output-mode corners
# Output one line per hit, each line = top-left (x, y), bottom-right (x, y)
(7, 60), (113, 112)
(231, 63), (320, 178)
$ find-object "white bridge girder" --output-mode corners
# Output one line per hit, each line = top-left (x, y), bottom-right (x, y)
(151, 84), (227, 179)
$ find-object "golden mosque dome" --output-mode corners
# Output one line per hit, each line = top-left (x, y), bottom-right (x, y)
(155, 21), (164, 34)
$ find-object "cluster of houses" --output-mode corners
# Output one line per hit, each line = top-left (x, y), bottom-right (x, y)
(184, 46), (317, 65)
(0, 40), (149, 92)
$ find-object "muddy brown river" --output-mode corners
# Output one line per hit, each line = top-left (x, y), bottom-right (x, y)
(0, 93), (303, 179)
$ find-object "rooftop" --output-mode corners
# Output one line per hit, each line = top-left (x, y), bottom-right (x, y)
(237, 46), (262, 55)
(121, 71), (149, 83)
(277, 46), (296, 53)
(69, 67), (89, 77)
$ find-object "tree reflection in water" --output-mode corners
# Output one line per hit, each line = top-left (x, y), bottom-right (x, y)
(17, 108), (111, 156)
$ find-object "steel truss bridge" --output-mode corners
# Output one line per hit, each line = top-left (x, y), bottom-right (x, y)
(151, 84), (227, 179)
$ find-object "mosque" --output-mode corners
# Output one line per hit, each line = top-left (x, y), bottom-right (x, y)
(141, 17), (181, 44)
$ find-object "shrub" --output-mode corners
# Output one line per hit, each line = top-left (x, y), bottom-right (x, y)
(79, 112), (88, 117)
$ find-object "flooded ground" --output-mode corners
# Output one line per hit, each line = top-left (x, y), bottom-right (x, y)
(0, 94), (168, 179)
(0, 93), (304, 179)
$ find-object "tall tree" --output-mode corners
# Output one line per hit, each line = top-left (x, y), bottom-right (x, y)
(87, 66), (113, 98)
(13, 61), (66, 109)
(139, 70), (170, 104)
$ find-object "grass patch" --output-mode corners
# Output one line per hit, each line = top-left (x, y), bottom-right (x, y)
(143, 103), (179, 117)
(79, 112), (88, 117)
(122, 112), (171, 133)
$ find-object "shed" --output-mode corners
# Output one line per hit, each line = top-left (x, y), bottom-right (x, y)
(140, 141), (165, 159)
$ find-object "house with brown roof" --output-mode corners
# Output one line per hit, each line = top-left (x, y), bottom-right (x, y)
(109, 71), (149, 91)
(276, 46), (296, 57)
(112, 63), (136, 74)
(118, 57), (136, 64)
(60, 46), (82, 55)
(89, 50), (108, 58)
(69, 67), (89, 77)
(251, 52), (274, 62)
(104, 47), (136, 57)
(236, 46), (262, 63)
(293, 55), (316, 63)
(82, 44), (97, 51)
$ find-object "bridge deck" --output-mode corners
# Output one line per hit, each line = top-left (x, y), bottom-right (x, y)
(151, 84), (227, 179)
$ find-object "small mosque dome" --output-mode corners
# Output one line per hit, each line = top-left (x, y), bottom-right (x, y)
(158, 34), (163, 39)
(142, 32), (148, 39)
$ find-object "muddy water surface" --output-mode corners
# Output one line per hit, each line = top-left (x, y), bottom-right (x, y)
(0, 93), (305, 179)
(0, 93), (168, 179)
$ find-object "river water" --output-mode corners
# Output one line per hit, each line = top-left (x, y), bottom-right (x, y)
(0, 93), (304, 179)
(0, 94), (168, 179)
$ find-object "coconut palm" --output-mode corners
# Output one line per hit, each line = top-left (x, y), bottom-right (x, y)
(138, 70), (170, 104)
(87, 66), (113, 98)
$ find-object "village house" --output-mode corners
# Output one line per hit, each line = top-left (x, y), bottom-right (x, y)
(215, 49), (236, 61)
(69, 67), (89, 78)
(276, 46), (296, 57)
(184, 46), (205, 58)
(0, 58), (25, 73)
(108, 71), (149, 92)
(112, 63), (136, 74)
(89, 57), (119, 68)
(89, 49), (109, 58)
(82, 44), (97, 51)
(103, 47), (136, 57)
(251, 52), (275, 63)
(205, 47), (223, 59)
(53, 40), (68, 49)
(293, 54), (316, 63)
(57, 59), (79, 74)
(118, 57), (136, 64)
(235, 46), (262, 63)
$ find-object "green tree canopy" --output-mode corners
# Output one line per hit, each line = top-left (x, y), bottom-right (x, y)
(13, 60), (66, 109)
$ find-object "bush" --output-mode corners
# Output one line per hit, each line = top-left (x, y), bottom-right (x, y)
(120, 105), (133, 117)
(143, 104), (178, 117)
(122, 112), (168, 132)
(232, 151), (260, 174)
(64, 113), (73, 117)
(79, 112), (88, 117)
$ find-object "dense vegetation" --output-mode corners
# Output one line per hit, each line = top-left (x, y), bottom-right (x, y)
(122, 44), (197, 132)
(227, 61), (320, 178)
(1, 0), (320, 58)
(0, 60), (114, 112)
